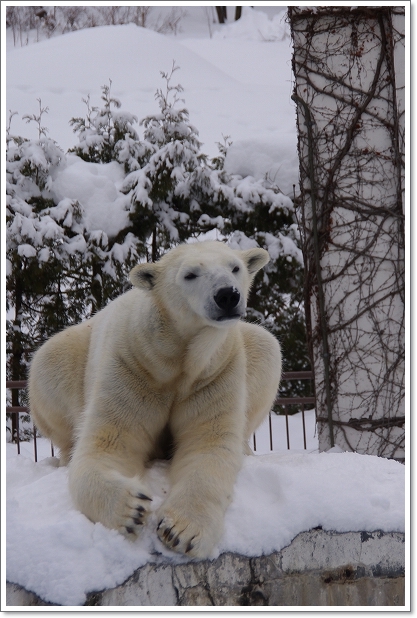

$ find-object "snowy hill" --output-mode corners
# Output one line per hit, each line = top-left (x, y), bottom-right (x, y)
(7, 8), (298, 194)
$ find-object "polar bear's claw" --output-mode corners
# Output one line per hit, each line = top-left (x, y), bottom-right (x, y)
(185, 538), (195, 553)
(156, 513), (205, 557)
(137, 492), (152, 501)
(114, 484), (154, 538)
(163, 526), (174, 539)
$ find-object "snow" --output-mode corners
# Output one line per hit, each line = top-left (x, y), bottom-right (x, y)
(6, 436), (404, 606)
(50, 155), (129, 238)
(223, 138), (299, 196)
(16, 243), (36, 259)
(213, 7), (288, 42)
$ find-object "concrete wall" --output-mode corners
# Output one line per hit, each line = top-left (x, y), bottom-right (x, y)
(6, 530), (405, 607)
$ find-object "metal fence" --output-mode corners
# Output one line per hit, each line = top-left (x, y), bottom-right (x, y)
(6, 372), (315, 462)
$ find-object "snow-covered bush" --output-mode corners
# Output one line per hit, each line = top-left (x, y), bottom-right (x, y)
(6, 128), (86, 356)
(69, 81), (142, 167)
(6, 121), (86, 439)
(121, 64), (219, 259)
(6, 109), (141, 400)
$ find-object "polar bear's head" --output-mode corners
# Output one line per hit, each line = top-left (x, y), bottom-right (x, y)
(129, 241), (269, 329)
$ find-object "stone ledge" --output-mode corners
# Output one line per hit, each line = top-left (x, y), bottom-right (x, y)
(6, 530), (405, 607)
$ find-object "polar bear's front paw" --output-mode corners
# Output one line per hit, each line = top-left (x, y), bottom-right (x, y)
(156, 510), (219, 558)
(117, 488), (153, 539)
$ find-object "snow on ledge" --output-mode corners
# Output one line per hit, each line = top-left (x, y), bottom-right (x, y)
(6, 446), (404, 606)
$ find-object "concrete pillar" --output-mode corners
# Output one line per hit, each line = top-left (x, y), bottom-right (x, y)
(289, 6), (405, 459)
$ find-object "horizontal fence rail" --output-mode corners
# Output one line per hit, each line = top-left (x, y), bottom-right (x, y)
(6, 373), (316, 462)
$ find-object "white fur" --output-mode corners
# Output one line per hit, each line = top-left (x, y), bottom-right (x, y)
(29, 241), (282, 558)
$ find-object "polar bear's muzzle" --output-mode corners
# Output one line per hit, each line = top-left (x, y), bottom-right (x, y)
(213, 286), (242, 322)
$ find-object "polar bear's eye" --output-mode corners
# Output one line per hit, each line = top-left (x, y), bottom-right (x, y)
(232, 266), (240, 273)
(184, 272), (198, 280)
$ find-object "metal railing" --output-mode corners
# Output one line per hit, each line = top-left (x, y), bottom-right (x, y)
(253, 371), (315, 452)
(6, 380), (55, 461)
(6, 372), (316, 462)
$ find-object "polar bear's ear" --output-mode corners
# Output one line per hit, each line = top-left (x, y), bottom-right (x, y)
(240, 248), (270, 275)
(129, 263), (159, 290)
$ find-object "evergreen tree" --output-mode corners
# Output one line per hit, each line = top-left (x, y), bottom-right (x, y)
(6, 120), (87, 362)
(121, 64), (212, 261)
(69, 80), (141, 166)
(6, 110), (141, 443)
(6, 111), (88, 439)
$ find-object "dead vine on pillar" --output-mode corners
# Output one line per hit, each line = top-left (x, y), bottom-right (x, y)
(289, 6), (405, 459)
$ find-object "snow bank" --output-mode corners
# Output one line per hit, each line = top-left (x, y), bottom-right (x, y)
(224, 137), (299, 196)
(221, 452), (404, 557)
(213, 7), (288, 42)
(7, 441), (404, 606)
(50, 156), (129, 238)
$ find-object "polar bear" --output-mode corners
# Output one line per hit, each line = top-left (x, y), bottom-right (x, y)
(29, 241), (281, 558)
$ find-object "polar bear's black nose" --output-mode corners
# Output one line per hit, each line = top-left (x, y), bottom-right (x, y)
(214, 287), (240, 311)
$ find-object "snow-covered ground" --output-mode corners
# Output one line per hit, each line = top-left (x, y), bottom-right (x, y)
(5, 6), (406, 608)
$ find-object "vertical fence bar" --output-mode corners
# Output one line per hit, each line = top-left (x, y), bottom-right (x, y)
(302, 405), (307, 450)
(269, 412), (273, 451)
(16, 412), (21, 455)
(285, 408), (290, 450)
(33, 424), (38, 463)
(51, 442), (55, 457)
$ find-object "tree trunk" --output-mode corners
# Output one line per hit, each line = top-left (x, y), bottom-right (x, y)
(215, 7), (227, 24)
(152, 228), (157, 263)
(91, 259), (103, 315)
